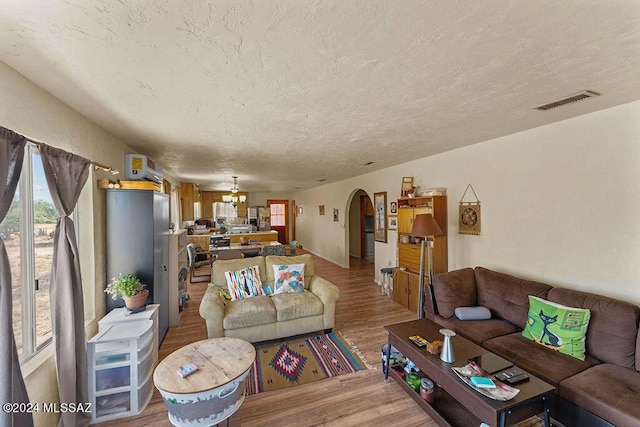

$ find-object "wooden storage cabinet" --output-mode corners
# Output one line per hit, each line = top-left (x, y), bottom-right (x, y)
(393, 269), (420, 313)
(397, 206), (433, 235)
(397, 196), (448, 276)
(87, 319), (156, 424)
(169, 229), (188, 326)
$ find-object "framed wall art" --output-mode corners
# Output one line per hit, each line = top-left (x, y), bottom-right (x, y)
(390, 201), (397, 214)
(319, 205), (325, 215)
(388, 215), (398, 230)
(401, 177), (414, 197)
(374, 191), (387, 242)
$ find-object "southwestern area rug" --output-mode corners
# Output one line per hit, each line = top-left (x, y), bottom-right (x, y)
(247, 331), (371, 394)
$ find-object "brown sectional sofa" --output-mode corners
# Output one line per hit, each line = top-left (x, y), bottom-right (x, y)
(428, 267), (640, 427)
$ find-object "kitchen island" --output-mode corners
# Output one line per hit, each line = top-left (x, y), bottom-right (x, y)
(187, 230), (279, 249)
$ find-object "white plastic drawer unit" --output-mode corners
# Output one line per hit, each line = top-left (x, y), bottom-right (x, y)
(87, 319), (155, 424)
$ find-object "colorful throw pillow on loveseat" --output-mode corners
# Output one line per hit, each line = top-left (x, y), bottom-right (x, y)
(272, 264), (305, 294)
(522, 295), (591, 360)
(224, 266), (265, 301)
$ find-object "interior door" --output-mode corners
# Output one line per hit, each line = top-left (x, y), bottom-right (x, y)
(267, 199), (289, 244)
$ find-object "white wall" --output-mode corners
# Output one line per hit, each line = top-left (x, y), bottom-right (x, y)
(296, 100), (640, 306)
(0, 61), (136, 427)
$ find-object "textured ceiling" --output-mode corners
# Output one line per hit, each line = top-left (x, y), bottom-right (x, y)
(1, 1), (639, 192)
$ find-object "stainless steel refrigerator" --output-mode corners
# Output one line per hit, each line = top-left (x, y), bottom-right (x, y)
(257, 206), (271, 231)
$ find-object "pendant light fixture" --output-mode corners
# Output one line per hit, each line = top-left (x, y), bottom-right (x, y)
(222, 176), (246, 207)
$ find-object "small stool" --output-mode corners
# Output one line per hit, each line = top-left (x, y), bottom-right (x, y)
(381, 268), (394, 297)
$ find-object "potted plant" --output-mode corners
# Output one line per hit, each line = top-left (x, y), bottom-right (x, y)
(105, 273), (148, 310)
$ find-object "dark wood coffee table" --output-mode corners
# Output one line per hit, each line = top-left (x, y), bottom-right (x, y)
(384, 319), (554, 427)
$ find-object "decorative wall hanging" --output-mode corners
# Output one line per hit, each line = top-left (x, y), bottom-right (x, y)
(459, 184), (481, 235)
(401, 177), (414, 197)
(374, 192), (387, 242)
(333, 208), (339, 222)
(390, 201), (397, 214)
(319, 205), (325, 215)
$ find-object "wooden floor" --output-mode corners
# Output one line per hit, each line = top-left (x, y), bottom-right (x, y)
(95, 252), (436, 426)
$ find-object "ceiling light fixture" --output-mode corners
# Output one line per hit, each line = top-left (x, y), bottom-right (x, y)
(224, 176), (246, 207)
(230, 176), (239, 194)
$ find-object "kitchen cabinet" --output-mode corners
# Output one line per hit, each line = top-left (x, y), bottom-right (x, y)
(180, 182), (200, 221)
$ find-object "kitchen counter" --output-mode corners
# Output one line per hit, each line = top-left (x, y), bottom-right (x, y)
(187, 230), (278, 248)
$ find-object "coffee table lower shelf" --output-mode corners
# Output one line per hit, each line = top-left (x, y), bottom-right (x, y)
(388, 368), (482, 427)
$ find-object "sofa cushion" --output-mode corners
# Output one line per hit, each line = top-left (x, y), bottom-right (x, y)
(223, 295), (277, 330)
(455, 306), (491, 321)
(483, 332), (600, 387)
(475, 267), (552, 329)
(548, 287), (640, 369)
(432, 268), (476, 318)
(266, 254), (315, 289)
(212, 257), (267, 288)
(271, 292), (324, 322)
(224, 266), (265, 300)
(433, 316), (520, 346)
(560, 364), (640, 427)
(522, 296), (591, 361)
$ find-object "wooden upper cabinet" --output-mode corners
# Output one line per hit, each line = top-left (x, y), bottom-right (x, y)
(198, 191), (248, 219)
(397, 196), (448, 276)
(201, 191), (214, 218)
(180, 182), (199, 221)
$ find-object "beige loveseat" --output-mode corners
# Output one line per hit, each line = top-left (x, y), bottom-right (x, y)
(199, 254), (340, 343)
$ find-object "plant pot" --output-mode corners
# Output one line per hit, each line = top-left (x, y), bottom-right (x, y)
(123, 289), (149, 310)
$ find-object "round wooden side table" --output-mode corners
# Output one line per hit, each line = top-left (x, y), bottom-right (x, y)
(154, 337), (255, 427)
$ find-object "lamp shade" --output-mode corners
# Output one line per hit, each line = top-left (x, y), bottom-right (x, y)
(411, 214), (443, 238)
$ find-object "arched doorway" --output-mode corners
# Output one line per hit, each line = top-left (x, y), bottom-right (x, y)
(347, 189), (374, 265)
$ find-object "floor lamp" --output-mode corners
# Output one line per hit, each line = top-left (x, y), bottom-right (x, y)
(410, 214), (443, 319)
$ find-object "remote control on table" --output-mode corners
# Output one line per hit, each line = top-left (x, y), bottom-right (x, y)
(495, 369), (524, 382)
(504, 373), (529, 384)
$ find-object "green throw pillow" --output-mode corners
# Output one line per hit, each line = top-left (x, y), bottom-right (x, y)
(522, 295), (591, 361)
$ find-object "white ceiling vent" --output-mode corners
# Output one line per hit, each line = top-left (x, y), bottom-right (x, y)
(532, 90), (600, 111)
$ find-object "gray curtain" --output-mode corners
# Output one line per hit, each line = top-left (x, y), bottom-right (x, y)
(39, 144), (90, 427)
(0, 127), (33, 427)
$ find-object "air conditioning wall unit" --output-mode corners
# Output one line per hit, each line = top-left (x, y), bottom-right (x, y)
(124, 154), (163, 183)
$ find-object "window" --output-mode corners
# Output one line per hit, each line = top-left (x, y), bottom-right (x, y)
(270, 203), (285, 226)
(1, 143), (55, 363)
(213, 202), (237, 220)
